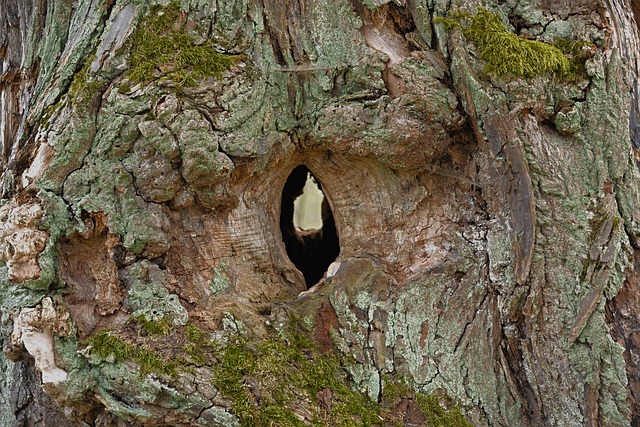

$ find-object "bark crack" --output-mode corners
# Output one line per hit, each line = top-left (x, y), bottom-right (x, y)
(453, 290), (489, 353)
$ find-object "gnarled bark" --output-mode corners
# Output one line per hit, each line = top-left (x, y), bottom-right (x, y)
(1, 0), (640, 425)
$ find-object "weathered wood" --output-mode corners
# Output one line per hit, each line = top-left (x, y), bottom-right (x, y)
(1, 0), (640, 425)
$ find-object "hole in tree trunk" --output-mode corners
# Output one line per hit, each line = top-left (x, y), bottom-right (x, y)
(280, 165), (340, 289)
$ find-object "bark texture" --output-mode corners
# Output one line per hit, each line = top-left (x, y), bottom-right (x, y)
(1, 0), (640, 426)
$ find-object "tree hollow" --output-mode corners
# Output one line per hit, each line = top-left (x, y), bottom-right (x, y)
(280, 165), (340, 289)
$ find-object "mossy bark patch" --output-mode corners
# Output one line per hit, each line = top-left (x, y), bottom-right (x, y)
(126, 2), (238, 87)
(437, 8), (593, 80)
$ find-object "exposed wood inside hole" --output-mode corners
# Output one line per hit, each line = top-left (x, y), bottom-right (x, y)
(280, 165), (340, 289)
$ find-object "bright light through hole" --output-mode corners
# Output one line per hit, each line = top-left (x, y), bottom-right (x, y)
(293, 173), (324, 231)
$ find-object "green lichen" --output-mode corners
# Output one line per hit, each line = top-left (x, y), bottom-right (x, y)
(86, 330), (178, 379)
(437, 9), (585, 80)
(210, 263), (230, 295)
(125, 260), (189, 326)
(127, 2), (238, 87)
(20, 191), (75, 291)
(0, 352), (17, 426)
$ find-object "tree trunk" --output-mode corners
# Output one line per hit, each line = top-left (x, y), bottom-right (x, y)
(1, 0), (640, 425)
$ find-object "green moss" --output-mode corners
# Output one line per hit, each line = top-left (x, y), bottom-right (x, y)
(127, 2), (238, 87)
(612, 216), (622, 229)
(206, 331), (382, 426)
(416, 392), (472, 427)
(39, 104), (59, 128)
(86, 330), (178, 379)
(183, 343), (206, 365)
(437, 8), (587, 80)
(380, 376), (471, 427)
(38, 50), (108, 132)
(68, 58), (107, 105)
(85, 324), (470, 426)
(87, 330), (132, 362)
(185, 323), (210, 344)
(131, 313), (173, 335)
(553, 38), (595, 77)
(381, 375), (411, 403)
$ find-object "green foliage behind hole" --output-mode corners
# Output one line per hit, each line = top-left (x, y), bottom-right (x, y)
(127, 2), (238, 86)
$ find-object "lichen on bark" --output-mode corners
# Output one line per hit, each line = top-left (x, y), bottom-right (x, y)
(1, 0), (640, 426)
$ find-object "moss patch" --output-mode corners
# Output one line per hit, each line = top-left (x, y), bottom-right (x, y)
(185, 324), (472, 426)
(437, 8), (590, 80)
(85, 323), (471, 426)
(204, 330), (381, 426)
(552, 38), (596, 77)
(127, 2), (238, 87)
(86, 330), (178, 378)
(415, 393), (472, 427)
(381, 375), (412, 403)
(131, 313), (173, 336)
(67, 58), (108, 105)
(381, 376), (471, 427)
(40, 51), (110, 128)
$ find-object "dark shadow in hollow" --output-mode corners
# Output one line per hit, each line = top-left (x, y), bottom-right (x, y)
(280, 165), (340, 289)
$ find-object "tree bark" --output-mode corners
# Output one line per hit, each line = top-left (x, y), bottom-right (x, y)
(1, 0), (640, 426)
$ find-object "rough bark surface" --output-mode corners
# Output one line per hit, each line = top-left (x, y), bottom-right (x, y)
(1, 0), (640, 426)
